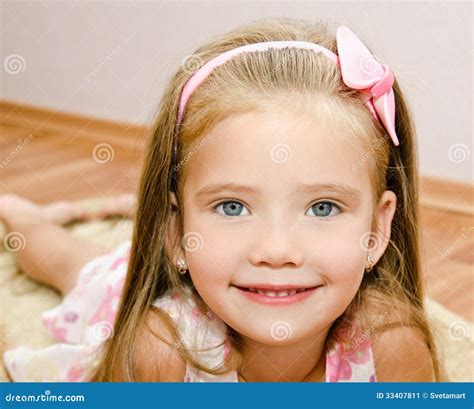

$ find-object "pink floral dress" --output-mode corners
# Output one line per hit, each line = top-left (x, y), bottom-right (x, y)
(3, 240), (377, 382)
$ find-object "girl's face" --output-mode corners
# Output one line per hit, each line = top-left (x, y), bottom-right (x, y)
(176, 111), (396, 345)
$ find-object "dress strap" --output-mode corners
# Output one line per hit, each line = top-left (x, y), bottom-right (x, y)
(325, 322), (377, 382)
(152, 286), (237, 382)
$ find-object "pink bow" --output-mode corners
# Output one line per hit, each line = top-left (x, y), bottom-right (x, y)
(336, 27), (399, 146)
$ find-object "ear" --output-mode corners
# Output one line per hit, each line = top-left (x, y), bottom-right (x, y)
(371, 190), (397, 263)
(165, 192), (184, 263)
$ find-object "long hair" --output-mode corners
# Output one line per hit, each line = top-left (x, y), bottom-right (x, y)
(90, 17), (444, 381)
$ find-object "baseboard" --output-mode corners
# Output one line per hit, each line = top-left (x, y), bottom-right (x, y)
(0, 99), (147, 155)
(420, 176), (473, 215)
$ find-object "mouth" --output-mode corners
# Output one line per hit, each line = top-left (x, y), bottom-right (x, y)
(231, 284), (323, 304)
(234, 285), (320, 297)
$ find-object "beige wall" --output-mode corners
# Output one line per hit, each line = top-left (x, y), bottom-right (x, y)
(1, 1), (472, 183)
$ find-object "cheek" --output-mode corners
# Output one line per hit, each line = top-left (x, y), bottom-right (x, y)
(183, 212), (245, 280)
(183, 221), (241, 311)
(311, 226), (367, 308)
(186, 249), (228, 316)
(326, 248), (365, 300)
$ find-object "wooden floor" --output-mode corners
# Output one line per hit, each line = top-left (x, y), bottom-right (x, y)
(1, 101), (473, 322)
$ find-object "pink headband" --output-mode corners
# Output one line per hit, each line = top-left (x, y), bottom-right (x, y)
(172, 26), (399, 180)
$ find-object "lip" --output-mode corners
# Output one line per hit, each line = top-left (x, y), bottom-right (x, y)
(233, 284), (321, 291)
(232, 284), (322, 306)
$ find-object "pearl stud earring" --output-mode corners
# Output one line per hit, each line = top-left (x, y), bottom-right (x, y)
(365, 254), (375, 272)
(176, 258), (188, 274)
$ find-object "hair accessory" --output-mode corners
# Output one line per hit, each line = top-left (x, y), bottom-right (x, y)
(176, 258), (188, 274)
(174, 25), (399, 165)
(336, 27), (398, 146)
(365, 254), (375, 272)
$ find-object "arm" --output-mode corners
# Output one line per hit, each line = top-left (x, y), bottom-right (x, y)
(371, 325), (436, 382)
(133, 309), (187, 382)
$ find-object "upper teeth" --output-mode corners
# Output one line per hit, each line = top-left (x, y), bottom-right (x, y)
(248, 288), (306, 297)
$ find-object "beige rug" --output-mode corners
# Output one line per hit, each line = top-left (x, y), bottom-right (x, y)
(0, 197), (472, 382)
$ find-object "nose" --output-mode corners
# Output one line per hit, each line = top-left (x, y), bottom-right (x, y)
(247, 220), (304, 268)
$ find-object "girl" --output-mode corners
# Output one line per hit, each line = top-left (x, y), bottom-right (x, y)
(2, 18), (444, 382)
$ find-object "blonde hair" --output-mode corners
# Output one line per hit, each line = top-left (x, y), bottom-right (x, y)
(90, 17), (444, 382)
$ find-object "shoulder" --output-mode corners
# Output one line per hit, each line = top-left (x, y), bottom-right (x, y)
(371, 325), (435, 382)
(134, 307), (187, 382)
(359, 290), (436, 382)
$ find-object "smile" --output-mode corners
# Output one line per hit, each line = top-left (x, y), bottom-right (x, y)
(232, 285), (322, 305)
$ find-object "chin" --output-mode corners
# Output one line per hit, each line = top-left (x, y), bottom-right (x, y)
(225, 315), (317, 346)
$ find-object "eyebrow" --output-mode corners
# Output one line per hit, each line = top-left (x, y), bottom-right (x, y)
(195, 182), (362, 201)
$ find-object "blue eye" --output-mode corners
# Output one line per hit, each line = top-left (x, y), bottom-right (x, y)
(306, 201), (341, 218)
(213, 200), (341, 218)
(214, 201), (250, 217)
